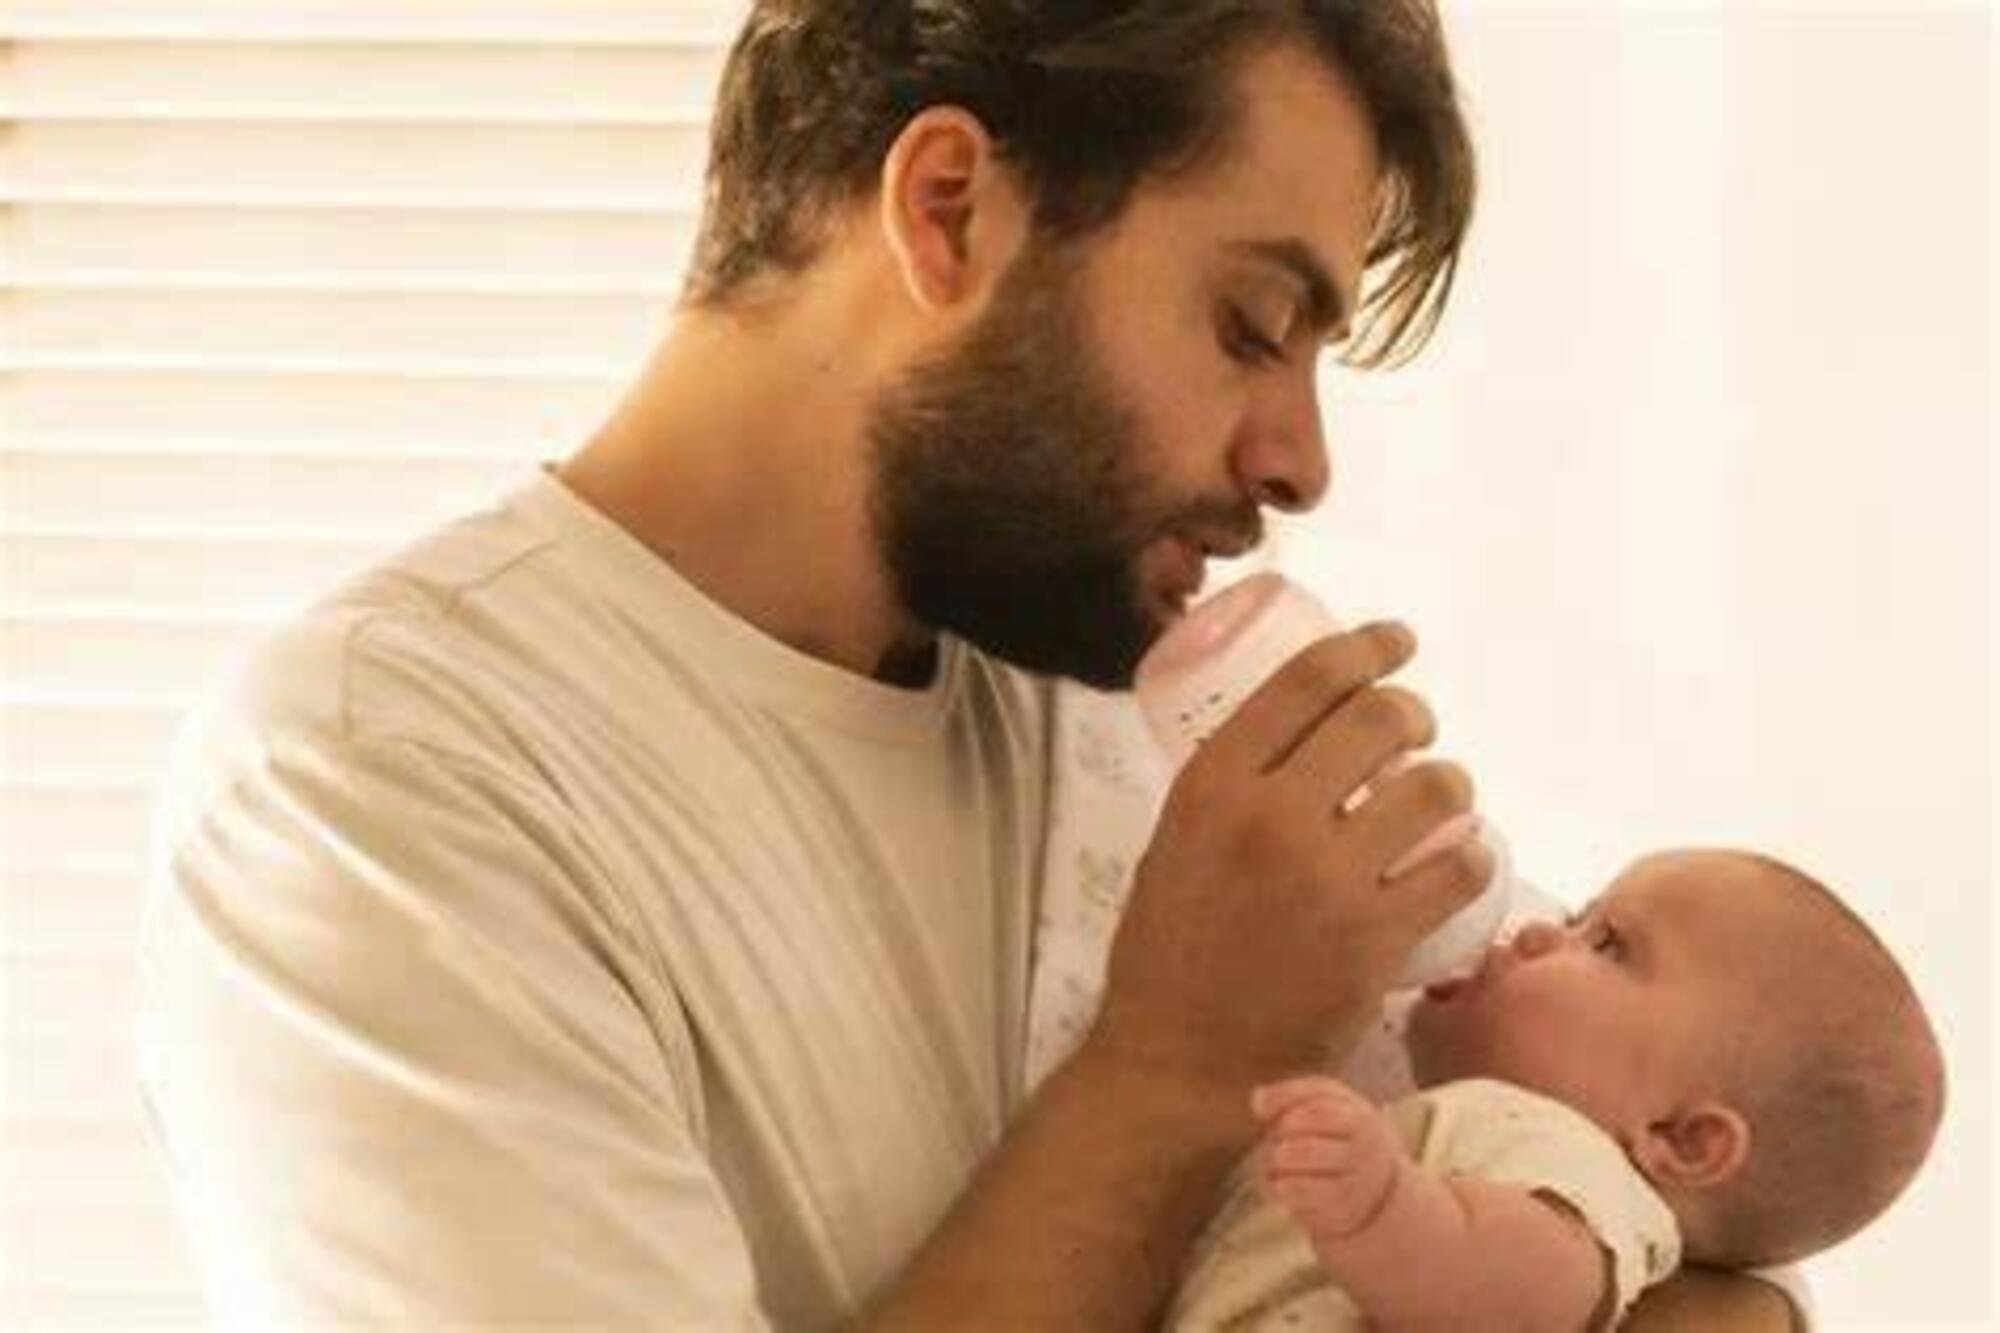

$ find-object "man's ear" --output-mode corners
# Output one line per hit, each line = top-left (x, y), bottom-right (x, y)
(1633, 1101), (1752, 1191)
(878, 105), (1028, 313)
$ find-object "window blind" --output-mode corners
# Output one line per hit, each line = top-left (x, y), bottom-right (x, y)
(0, 4), (741, 1323)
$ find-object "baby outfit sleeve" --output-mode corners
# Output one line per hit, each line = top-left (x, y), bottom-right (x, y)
(1412, 1079), (1683, 1323)
(1165, 1159), (1369, 1333)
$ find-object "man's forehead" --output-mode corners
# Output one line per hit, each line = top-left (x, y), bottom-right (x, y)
(1174, 40), (1381, 318)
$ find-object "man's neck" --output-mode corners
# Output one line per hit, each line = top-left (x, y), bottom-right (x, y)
(556, 303), (936, 686)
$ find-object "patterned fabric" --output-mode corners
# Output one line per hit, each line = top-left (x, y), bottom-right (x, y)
(1024, 683), (1171, 1090)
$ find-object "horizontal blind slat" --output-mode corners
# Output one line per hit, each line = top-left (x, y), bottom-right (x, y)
(0, 706), (183, 782)
(2, 1283), (203, 1324)
(1, 41), (727, 114)
(4, 1), (743, 46)
(4, 121), (713, 195)
(6, 433), (547, 459)
(3, 866), (156, 955)
(7, 957), (137, 1036)
(5, 202), (698, 278)
(3, 370), (623, 444)
(2, 1123), (197, 1245)
(5, 534), (412, 609)
(2, 102), (713, 128)
(9, 289), (667, 366)
(6, 351), (634, 379)
(4, 452), (522, 537)
(9, 1029), (148, 1116)
(3, 618), (269, 703)
(0, 183), (698, 211)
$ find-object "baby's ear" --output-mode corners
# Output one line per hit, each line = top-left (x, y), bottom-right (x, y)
(1633, 1101), (1751, 1191)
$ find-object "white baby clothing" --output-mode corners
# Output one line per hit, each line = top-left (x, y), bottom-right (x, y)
(1167, 1078), (1683, 1331)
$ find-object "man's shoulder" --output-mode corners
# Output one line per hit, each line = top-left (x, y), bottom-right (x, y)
(169, 494), (569, 791)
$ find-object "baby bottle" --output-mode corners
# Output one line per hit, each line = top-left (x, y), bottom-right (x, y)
(1133, 572), (1513, 989)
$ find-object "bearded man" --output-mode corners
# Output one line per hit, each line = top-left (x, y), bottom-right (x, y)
(136, 3), (1801, 1328)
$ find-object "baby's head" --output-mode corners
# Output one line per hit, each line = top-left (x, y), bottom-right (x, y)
(1406, 848), (1944, 1267)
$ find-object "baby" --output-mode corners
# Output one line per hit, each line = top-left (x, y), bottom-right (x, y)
(1166, 847), (1946, 1331)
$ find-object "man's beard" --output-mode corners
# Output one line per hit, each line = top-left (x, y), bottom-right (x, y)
(866, 243), (1249, 690)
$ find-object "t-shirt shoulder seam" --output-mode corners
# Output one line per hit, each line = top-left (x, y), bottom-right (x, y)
(329, 532), (561, 742)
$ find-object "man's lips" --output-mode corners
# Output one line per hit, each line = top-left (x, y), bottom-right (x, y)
(1145, 534), (1207, 612)
(1171, 535), (1207, 598)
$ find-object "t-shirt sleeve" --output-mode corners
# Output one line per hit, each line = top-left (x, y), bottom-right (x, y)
(134, 718), (774, 1330)
(1413, 1080), (1683, 1325)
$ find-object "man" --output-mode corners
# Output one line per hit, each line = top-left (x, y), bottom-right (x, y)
(135, 2), (1799, 1328)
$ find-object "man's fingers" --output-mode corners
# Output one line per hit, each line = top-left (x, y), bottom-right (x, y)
(1197, 623), (1416, 780)
(1343, 759), (1477, 877)
(1287, 683), (1437, 807)
(1376, 832), (1496, 945)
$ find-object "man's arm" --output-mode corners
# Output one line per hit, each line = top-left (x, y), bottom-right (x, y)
(1626, 1267), (1801, 1333)
(869, 626), (1492, 1330)
(866, 1039), (1249, 1330)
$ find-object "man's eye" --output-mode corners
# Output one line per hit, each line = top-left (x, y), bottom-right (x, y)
(1222, 307), (1284, 366)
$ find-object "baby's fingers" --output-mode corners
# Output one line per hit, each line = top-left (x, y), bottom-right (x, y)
(1251, 1075), (1370, 1125)
(1250, 1076), (1343, 1122)
(1262, 1133), (1367, 1182)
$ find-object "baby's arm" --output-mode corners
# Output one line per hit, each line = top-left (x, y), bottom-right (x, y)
(1253, 1077), (1611, 1332)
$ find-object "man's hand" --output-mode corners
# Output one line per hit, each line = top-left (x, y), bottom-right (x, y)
(1252, 1076), (1407, 1245)
(1627, 1266), (1802, 1332)
(1088, 622), (1493, 1102)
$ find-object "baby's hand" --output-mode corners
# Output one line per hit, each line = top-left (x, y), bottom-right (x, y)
(1251, 1076), (1407, 1248)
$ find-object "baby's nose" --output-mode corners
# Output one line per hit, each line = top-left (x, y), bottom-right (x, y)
(1509, 919), (1564, 959)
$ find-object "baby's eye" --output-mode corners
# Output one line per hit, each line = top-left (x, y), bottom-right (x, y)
(1589, 922), (1626, 960)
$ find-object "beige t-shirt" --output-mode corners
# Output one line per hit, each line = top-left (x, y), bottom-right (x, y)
(1169, 1078), (1683, 1332)
(133, 467), (1055, 1330)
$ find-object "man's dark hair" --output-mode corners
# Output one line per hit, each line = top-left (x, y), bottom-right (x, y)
(683, 0), (1476, 368)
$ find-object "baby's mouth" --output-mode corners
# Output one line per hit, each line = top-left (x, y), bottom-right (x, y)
(1422, 976), (1467, 1002)
(1422, 968), (1483, 1004)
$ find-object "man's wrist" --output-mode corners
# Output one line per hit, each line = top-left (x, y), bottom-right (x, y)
(863, 1024), (1259, 1332)
(1065, 1028), (1261, 1159)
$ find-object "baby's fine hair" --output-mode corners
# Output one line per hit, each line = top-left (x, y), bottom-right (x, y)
(1694, 853), (1945, 1267)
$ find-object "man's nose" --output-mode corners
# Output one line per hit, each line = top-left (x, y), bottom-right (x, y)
(1234, 374), (1330, 514)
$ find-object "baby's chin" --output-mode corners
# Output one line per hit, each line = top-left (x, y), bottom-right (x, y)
(1403, 991), (1525, 1090)
(1403, 997), (1467, 1087)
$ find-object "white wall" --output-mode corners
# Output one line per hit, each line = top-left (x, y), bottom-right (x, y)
(1280, 3), (1992, 1324)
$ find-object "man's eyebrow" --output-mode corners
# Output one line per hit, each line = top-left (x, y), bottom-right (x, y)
(1227, 237), (1355, 343)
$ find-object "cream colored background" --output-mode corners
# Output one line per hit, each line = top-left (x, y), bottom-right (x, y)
(1278, 3), (1992, 1326)
(2, 0), (1990, 1327)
